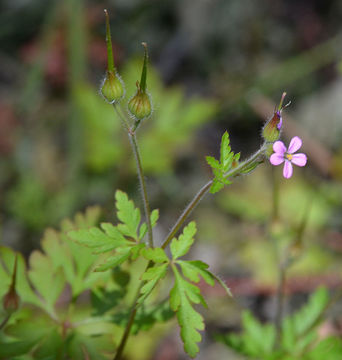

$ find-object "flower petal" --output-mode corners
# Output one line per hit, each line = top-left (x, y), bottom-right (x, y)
(273, 141), (286, 155)
(283, 160), (293, 178)
(288, 136), (302, 154)
(276, 112), (282, 130)
(270, 153), (285, 166)
(291, 153), (307, 167)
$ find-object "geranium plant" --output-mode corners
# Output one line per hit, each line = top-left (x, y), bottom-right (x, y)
(2, 10), (338, 360)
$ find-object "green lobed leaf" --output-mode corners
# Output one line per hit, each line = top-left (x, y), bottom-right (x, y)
(206, 131), (239, 193)
(241, 311), (276, 355)
(220, 131), (231, 167)
(282, 287), (329, 352)
(142, 247), (169, 263)
(138, 263), (169, 304)
(139, 209), (159, 240)
(178, 260), (215, 286)
(305, 336), (342, 360)
(112, 300), (174, 335)
(94, 247), (132, 272)
(209, 179), (225, 194)
(169, 265), (206, 358)
(28, 251), (65, 314)
(44, 206), (112, 298)
(206, 156), (221, 170)
(115, 190), (141, 240)
(66, 330), (113, 360)
(170, 222), (197, 260)
(68, 225), (128, 254)
(0, 247), (41, 308)
(216, 311), (276, 357)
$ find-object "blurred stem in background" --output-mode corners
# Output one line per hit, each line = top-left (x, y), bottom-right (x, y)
(270, 167), (286, 348)
(66, 0), (86, 180)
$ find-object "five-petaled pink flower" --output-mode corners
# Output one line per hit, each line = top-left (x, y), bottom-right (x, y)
(270, 136), (307, 179)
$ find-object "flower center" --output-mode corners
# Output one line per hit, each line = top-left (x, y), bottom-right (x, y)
(286, 153), (293, 161)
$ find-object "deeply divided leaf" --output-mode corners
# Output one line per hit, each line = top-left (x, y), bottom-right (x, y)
(139, 263), (168, 304)
(178, 260), (215, 286)
(206, 131), (238, 194)
(170, 265), (206, 357)
(170, 222), (197, 260)
(115, 190), (141, 240)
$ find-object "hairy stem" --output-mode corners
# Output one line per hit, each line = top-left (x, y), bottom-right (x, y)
(161, 146), (265, 249)
(113, 105), (154, 248)
(129, 132), (154, 248)
(113, 144), (265, 360)
(113, 282), (144, 360)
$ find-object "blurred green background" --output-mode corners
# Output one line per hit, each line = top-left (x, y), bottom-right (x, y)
(1, 0), (342, 358)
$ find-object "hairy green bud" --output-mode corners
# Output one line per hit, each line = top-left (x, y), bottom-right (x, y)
(262, 92), (289, 143)
(262, 110), (282, 142)
(101, 70), (125, 104)
(128, 82), (152, 120)
(101, 10), (125, 104)
(128, 43), (152, 126)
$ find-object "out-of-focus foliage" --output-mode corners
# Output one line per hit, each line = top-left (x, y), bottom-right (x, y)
(76, 59), (218, 174)
(217, 288), (341, 360)
(1, 0), (342, 358)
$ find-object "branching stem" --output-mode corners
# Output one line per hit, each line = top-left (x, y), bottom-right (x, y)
(161, 146), (265, 249)
(112, 136), (265, 360)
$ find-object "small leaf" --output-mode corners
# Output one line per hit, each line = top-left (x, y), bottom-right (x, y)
(170, 222), (197, 260)
(206, 156), (220, 170)
(170, 265), (205, 357)
(282, 287), (329, 353)
(68, 226), (127, 253)
(95, 247), (132, 272)
(220, 131), (231, 166)
(142, 247), (169, 263)
(139, 209), (159, 240)
(178, 260), (215, 286)
(138, 263), (168, 304)
(115, 190), (141, 240)
(209, 179), (224, 194)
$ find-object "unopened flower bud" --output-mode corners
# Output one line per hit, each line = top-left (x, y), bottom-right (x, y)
(101, 10), (125, 104)
(3, 287), (20, 314)
(128, 82), (152, 121)
(2, 255), (20, 314)
(128, 43), (152, 127)
(262, 110), (282, 142)
(262, 92), (290, 143)
(101, 71), (125, 104)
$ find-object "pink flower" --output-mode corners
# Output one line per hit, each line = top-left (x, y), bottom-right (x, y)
(270, 136), (307, 178)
